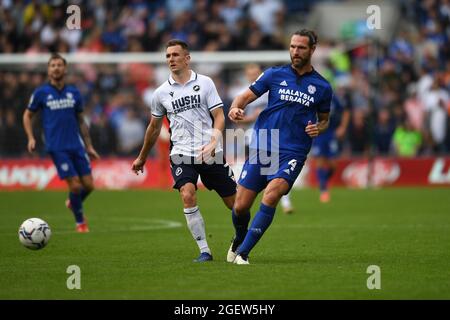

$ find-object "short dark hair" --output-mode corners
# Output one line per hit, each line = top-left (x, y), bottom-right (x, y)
(48, 53), (67, 65)
(293, 29), (318, 47)
(165, 39), (190, 53)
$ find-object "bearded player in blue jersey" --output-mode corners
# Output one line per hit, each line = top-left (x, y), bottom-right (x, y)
(311, 94), (350, 203)
(227, 30), (332, 264)
(23, 53), (100, 233)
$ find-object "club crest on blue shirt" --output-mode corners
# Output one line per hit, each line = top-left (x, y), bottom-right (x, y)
(308, 85), (316, 95)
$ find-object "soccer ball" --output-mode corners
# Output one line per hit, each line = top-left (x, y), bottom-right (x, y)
(18, 218), (52, 250)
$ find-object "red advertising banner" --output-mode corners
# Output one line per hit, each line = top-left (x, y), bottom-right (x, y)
(0, 158), (173, 190)
(308, 157), (450, 188)
(1, 157), (449, 190)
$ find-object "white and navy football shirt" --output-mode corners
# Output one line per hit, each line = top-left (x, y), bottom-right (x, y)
(249, 65), (332, 156)
(28, 83), (84, 152)
(151, 70), (224, 157)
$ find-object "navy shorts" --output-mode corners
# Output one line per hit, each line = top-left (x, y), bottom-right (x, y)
(311, 131), (339, 158)
(49, 148), (92, 179)
(170, 153), (237, 198)
(238, 151), (306, 194)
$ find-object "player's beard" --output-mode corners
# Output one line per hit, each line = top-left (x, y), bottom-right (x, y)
(50, 72), (64, 82)
(291, 54), (311, 69)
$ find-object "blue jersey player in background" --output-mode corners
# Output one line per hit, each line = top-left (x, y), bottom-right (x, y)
(23, 53), (100, 233)
(311, 93), (350, 203)
(227, 29), (332, 264)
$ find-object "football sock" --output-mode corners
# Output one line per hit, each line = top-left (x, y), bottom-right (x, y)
(280, 193), (292, 208)
(326, 167), (335, 180)
(317, 168), (328, 192)
(80, 188), (91, 202)
(69, 192), (84, 224)
(231, 208), (250, 251)
(236, 203), (275, 258)
(184, 206), (211, 255)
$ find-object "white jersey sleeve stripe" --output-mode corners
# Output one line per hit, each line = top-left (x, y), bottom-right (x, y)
(208, 102), (223, 110)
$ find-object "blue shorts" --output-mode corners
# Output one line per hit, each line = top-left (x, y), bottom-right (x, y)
(49, 148), (92, 179)
(311, 131), (339, 158)
(238, 151), (306, 194)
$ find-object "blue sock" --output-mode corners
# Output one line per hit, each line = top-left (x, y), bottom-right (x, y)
(69, 192), (84, 224)
(236, 203), (275, 258)
(231, 209), (250, 251)
(317, 168), (328, 192)
(80, 188), (91, 202)
(326, 168), (335, 180)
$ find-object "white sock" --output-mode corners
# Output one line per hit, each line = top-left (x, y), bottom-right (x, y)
(184, 206), (211, 255)
(281, 193), (292, 209)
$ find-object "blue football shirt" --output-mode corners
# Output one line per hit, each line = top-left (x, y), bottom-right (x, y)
(328, 94), (347, 132)
(28, 83), (84, 152)
(249, 65), (332, 155)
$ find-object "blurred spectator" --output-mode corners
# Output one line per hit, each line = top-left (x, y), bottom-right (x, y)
(404, 85), (425, 132)
(373, 109), (396, 155)
(219, 0), (244, 34)
(248, 0), (284, 35)
(90, 112), (117, 156)
(116, 108), (145, 156)
(347, 110), (370, 155)
(392, 118), (422, 157)
(0, 109), (26, 156)
(166, 0), (194, 20)
(423, 77), (449, 153)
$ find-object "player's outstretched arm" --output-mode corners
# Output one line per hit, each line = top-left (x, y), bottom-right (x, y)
(77, 112), (100, 160)
(132, 116), (163, 175)
(23, 109), (36, 153)
(228, 88), (258, 122)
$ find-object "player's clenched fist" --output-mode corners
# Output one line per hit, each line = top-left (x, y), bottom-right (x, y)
(132, 157), (146, 175)
(228, 107), (244, 122)
(27, 138), (36, 153)
(305, 120), (319, 138)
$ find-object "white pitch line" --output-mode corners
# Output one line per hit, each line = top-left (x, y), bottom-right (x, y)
(0, 218), (183, 235)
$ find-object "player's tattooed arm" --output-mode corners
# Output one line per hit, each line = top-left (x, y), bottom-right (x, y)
(305, 112), (329, 138)
(317, 112), (330, 135)
(77, 113), (100, 160)
(228, 88), (258, 122)
(132, 116), (163, 174)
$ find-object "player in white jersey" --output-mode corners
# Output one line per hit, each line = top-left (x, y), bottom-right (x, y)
(132, 39), (236, 262)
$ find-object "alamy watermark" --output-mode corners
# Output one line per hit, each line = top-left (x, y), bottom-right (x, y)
(366, 5), (381, 30)
(169, 122), (281, 175)
(366, 265), (381, 290)
(66, 265), (81, 290)
(66, 5), (81, 30)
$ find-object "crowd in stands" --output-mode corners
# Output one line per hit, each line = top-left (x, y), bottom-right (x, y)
(0, 0), (449, 158)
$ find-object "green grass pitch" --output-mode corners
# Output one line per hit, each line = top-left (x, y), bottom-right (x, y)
(0, 188), (449, 299)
